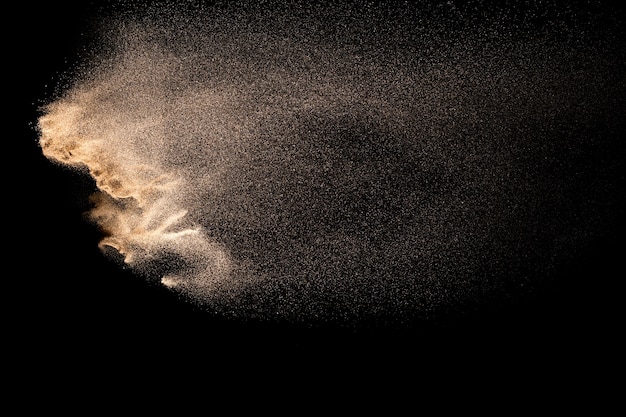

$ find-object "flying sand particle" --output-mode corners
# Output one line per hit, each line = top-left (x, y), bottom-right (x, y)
(36, 1), (626, 325)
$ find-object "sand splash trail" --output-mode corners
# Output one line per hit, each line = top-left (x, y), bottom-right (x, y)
(36, 2), (625, 325)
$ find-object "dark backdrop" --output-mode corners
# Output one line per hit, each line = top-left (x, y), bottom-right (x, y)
(12, 1), (625, 387)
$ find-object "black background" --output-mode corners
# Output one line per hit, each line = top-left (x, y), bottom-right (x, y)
(12, 0), (625, 391)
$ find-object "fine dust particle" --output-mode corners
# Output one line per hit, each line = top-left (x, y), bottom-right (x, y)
(36, 1), (626, 326)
